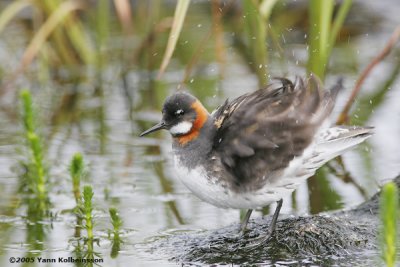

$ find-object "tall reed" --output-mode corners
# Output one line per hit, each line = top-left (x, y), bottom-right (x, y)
(307, 0), (352, 80)
(158, 0), (191, 79)
(0, 0), (94, 84)
(242, 0), (269, 87)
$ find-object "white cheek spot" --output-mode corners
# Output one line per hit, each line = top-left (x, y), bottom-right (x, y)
(175, 109), (184, 115)
(170, 121), (193, 135)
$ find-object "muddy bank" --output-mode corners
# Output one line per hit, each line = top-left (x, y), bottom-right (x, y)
(146, 175), (399, 265)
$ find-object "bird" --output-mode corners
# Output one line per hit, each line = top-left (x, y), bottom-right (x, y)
(140, 76), (373, 248)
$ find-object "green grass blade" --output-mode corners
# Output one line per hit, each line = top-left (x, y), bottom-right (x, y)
(329, 0), (352, 48)
(308, 0), (352, 80)
(157, 0), (191, 79)
(0, 0), (32, 34)
(243, 0), (268, 86)
(96, 0), (110, 48)
(65, 16), (94, 66)
(259, 0), (279, 21)
(18, 0), (86, 71)
(41, 0), (94, 65)
(307, 0), (334, 79)
(380, 182), (398, 267)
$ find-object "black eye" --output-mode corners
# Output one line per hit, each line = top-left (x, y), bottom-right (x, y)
(175, 109), (184, 117)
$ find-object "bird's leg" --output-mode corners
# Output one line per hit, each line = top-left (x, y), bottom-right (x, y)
(206, 210), (253, 252)
(222, 209), (253, 244)
(212, 209), (253, 251)
(239, 209), (253, 235)
(242, 199), (283, 250)
(267, 198), (283, 236)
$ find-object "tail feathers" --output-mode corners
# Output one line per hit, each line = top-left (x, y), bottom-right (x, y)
(285, 125), (373, 183)
(318, 125), (373, 143)
(312, 126), (373, 165)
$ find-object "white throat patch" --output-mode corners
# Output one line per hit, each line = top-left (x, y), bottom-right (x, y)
(169, 121), (193, 135)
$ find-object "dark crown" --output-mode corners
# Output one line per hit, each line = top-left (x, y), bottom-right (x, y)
(162, 92), (197, 115)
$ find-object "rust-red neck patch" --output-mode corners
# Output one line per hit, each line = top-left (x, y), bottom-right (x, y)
(176, 100), (209, 145)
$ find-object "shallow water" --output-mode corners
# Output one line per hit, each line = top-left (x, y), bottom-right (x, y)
(0, 0), (400, 266)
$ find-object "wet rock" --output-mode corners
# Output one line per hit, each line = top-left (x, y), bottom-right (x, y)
(147, 175), (400, 265)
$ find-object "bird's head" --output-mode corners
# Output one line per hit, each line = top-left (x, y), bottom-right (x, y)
(140, 92), (209, 145)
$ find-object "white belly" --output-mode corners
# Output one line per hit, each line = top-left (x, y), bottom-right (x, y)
(173, 140), (325, 209)
(174, 156), (297, 209)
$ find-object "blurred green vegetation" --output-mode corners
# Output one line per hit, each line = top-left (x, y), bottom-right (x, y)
(0, 0), (366, 97)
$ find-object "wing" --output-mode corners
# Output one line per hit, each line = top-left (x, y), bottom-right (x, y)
(212, 76), (342, 190)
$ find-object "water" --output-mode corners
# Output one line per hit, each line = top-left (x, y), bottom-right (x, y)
(0, 0), (400, 266)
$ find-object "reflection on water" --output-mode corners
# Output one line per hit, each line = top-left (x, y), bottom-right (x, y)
(0, 1), (399, 266)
